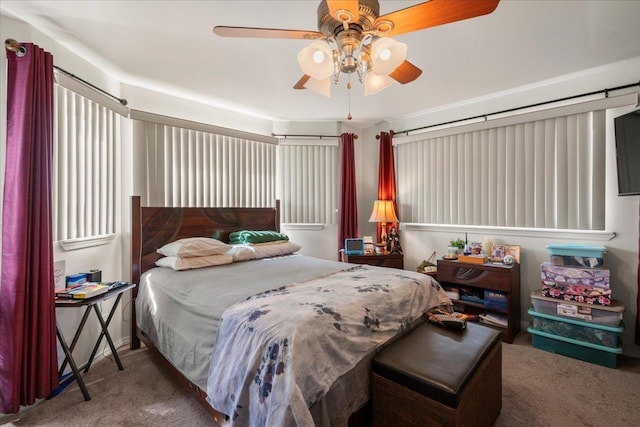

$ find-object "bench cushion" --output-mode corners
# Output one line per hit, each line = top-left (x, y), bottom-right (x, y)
(372, 321), (501, 408)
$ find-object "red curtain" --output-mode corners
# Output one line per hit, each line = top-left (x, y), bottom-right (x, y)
(338, 132), (358, 256)
(376, 131), (398, 242)
(0, 43), (58, 413)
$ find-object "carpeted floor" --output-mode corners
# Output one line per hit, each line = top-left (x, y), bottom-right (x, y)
(2, 331), (639, 426)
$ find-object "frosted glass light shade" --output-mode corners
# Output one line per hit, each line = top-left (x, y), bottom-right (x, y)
(371, 37), (407, 75)
(303, 76), (331, 97)
(365, 73), (393, 95)
(297, 41), (334, 80)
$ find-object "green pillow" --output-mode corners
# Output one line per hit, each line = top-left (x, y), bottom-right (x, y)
(229, 230), (289, 244)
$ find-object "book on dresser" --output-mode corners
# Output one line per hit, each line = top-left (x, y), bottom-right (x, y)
(56, 283), (109, 299)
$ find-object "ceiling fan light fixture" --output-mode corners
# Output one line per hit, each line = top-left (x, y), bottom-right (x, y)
(371, 37), (407, 75)
(303, 76), (332, 98)
(298, 40), (334, 80)
(364, 72), (393, 96)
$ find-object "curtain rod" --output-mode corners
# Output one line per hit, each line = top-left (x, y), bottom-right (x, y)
(394, 81), (640, 136)
(272, 133), (358, 140)
(5, 38), (129, 107)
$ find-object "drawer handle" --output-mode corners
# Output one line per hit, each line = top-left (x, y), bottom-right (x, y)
(456, 268), (482, 280)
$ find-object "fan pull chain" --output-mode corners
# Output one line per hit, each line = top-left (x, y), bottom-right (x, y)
(347, 75), (352, 120)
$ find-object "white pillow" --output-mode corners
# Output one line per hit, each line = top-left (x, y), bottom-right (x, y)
(252, 241), (302, 259)
(157, 237), (231, 258)
(155, 254), (233, 271)
(226, 245), (256, 262)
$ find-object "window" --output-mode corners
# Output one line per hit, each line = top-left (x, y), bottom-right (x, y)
(54, 84), (120, 241)
(395, 95), (634, 231)
(277, 140), (339, 224)
(135, 115), (276, 208)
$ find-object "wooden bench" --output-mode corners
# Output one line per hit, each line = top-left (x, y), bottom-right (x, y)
(372, 321), (502, 426)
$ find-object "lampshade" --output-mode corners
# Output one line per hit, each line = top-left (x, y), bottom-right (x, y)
(304, 76), (331, 97)
(371, 37), (407, 76)
(368, 200), (399, 224)
(365, 73), (394, 96)
(297, 40), (334, 80)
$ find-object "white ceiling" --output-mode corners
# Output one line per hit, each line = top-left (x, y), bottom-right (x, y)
(2, 0), (640, 126)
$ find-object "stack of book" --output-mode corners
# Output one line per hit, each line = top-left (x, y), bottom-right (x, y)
(55, 283), (109, 299)
(479, 312), (508, 328)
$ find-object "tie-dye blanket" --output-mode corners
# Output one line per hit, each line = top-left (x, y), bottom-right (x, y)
(206, 265), (450, 426)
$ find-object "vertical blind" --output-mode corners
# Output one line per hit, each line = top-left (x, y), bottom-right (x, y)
(277, 141), (339, 224)
(141, 122), (276, 207)
(54, 85), (119, 241)
(396, 108), (607, 230)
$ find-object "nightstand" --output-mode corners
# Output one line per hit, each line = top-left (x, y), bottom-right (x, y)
(341, 252), (404, 270)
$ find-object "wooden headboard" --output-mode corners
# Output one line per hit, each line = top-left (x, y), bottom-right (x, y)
(129, 195), (280, 348)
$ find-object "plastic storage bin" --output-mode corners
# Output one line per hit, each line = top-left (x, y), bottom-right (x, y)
(527, 327), (622, 368)
(546, 244), (607, 268)
(541, 262), (611, 306)
(530, 290), (623, 327)
(528, 308), (622, 348)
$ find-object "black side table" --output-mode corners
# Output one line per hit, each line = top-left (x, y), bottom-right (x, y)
(54, 283), (135, 400)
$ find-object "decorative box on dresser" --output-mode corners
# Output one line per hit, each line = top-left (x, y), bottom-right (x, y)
(437, 259), (520, 343)
(341, 252), (404, 270)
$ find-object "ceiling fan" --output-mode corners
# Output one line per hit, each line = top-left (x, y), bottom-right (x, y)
(213, 0), (499, 98)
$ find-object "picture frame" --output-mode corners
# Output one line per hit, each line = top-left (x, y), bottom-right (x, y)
(504, 245), (521, 263)
(491, 244), (506, 262)
(491, 244), (521, 263)
(54, 260), (66, 292)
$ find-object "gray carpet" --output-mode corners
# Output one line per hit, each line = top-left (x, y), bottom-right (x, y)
(2, 332), (640, 426)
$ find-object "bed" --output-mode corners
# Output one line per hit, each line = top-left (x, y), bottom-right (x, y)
(129, 195), (451, 426)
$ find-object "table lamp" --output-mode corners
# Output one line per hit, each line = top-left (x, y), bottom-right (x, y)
(368, 200), (399, 245)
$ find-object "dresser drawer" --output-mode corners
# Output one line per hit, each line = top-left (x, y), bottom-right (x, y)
(437, 263), (511, 292)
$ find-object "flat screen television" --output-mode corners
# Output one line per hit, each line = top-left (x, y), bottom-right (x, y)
(614, 108), (640, 196)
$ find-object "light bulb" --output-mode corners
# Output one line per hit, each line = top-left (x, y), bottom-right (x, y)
(313, 50), (325, 64)
(379, 49), (391, 61)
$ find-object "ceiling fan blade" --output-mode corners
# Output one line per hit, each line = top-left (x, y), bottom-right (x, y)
(327, 0), (360, 22)
(213, 26), (323, 40)
(374, 0), (500, 37)
(388, 60), (422, 84)
(294, 75), (311, 90)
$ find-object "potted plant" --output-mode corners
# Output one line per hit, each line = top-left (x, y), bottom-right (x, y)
(448, 238), (465, 256)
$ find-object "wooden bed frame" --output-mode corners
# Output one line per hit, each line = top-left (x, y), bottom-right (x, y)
(129, 195), (280, 422)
